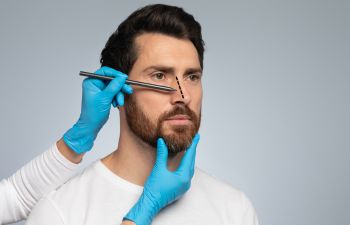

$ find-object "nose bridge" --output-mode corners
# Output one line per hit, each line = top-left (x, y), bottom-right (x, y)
(175, 76), (185, 99)
(171, 75), (191, 104)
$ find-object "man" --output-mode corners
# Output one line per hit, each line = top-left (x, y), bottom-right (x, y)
(26, 4), (259, 225)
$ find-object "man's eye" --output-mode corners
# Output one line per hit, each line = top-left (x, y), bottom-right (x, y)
(188, 74), (201, 81)
(152, 72), (166, 80)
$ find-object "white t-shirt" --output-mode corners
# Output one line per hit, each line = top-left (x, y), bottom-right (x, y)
(26, 160), (259, 225)
(0, 143), (78, 224)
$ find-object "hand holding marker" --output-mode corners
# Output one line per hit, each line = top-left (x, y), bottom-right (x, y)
(63, 67), (133, 154)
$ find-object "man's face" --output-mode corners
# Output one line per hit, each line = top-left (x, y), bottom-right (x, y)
(123, 33), (203, 156)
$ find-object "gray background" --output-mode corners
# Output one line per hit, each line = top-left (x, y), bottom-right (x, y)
(0, 0), (349, 224)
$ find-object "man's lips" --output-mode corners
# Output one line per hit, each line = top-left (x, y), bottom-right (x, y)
(166, 114), (191, 120)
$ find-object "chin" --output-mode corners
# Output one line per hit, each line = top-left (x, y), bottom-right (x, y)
(160, 130), (195, 153)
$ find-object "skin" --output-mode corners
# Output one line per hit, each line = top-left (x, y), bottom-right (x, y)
(102, 32), (203, 187)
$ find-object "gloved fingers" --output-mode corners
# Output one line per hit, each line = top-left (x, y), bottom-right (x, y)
(95, 66), (127, 78)
(176, 133), (200, 176)
(95, 66), (129, 98)
(190, 154), (196, 178)
(82, 78), (107, 91)
(155, 138), (169, 169)
(116, 92), (125, 106)
(190, 134), (200, 177)
(102, 75), (128, 99)
(98, 67), (133, 95)
(122, 83), (133, 94)
(111, 84), (132, 107)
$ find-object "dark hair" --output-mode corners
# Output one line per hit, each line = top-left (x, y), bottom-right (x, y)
(100, 4), (205, 74)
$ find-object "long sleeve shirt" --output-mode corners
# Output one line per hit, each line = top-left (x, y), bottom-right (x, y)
(0, 143), (78, 224)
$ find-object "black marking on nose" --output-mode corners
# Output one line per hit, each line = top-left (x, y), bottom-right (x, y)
(175, 76), (184, 99)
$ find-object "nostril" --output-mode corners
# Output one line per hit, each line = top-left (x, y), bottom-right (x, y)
(175, 76), (184, 99)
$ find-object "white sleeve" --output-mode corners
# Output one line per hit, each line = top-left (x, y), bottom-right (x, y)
(25, 197), (65, 225)
(241, 193), (259, 225)
(0, 143), (78, 224)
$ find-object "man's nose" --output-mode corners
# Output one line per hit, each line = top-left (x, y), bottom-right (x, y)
(170, 77), (191, 105)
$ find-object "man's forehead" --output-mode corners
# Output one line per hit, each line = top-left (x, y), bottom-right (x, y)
(133, 33), (201, 70)
(134, 32), (193, 48)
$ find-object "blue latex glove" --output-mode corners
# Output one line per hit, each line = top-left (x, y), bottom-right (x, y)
(63, 66), (133, 154)
(123, 134), (200, 225)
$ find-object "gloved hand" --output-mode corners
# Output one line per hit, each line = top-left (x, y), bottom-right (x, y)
(123, 134), (200, 225)
(63, 66), (133, 154)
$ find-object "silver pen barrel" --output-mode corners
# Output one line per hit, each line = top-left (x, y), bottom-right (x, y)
(79, 71), (177, 92)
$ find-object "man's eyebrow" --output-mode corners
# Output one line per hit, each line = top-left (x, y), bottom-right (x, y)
(143, 65), (175, 74)
(185, 68), (203, 75)
(143, 65), (202, 75)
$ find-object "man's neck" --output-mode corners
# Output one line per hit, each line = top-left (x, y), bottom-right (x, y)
(101, 129), (184, 187)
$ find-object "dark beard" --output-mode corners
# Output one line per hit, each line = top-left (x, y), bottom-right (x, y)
(124, 95), (201, 157)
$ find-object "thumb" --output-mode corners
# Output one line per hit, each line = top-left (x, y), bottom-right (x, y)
(155, 138), (169, 169)
(176, 133), (200, 175)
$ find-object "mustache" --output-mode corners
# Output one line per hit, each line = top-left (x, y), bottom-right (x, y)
(160, 104), (196, 122)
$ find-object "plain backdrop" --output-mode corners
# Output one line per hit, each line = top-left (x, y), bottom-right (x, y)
(0, 0), (349, 225)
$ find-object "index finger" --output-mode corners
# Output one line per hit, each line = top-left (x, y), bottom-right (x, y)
(95, 66), (128, 78)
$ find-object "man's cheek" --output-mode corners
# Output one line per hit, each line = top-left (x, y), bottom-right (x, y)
(151, 112), (164, 127)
